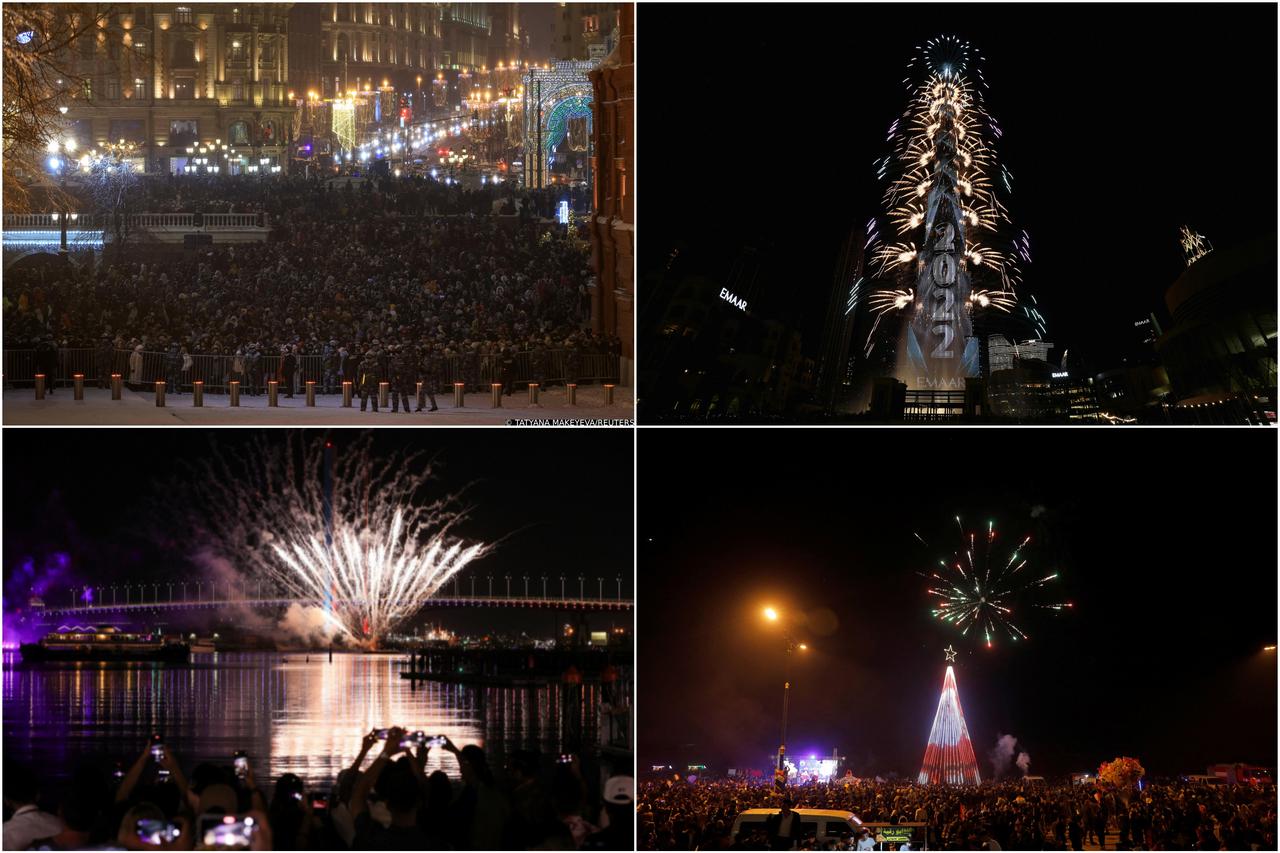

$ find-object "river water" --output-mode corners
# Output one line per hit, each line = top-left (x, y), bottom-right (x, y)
(2, 651), (598, 788)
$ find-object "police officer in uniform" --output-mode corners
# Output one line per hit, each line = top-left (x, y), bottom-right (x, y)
(389, 344), (413, 414)
(358, 348), (381, 412)
(96, 334), (115, 389)
(417, 343), (440, 412)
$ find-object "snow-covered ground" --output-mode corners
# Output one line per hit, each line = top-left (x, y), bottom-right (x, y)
(3, 385), (634, 426)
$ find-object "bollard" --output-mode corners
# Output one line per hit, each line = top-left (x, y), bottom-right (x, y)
(491, 383), (503, 408)
(342, 381), (353, 407)
(267, 380), (278, 407)
(528, 382), (540, 406)
(604, 383), (615, 405)
(378, 381), (389, 409)
(416, 381), (425, 410)
(111, 373), (123, 400)
(192, 381), (204, 407)
(453, 382), (465, 407)
(34, 374), (46, 400)
(229, 380), (240, 407)
(566, 383), (577, 406)
(73, 373), (85, 401)
(305, 380), (316, 407)
(154, 380), (166, 407)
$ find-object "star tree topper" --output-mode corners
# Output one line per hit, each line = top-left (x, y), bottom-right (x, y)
(944, 645), (957, 663)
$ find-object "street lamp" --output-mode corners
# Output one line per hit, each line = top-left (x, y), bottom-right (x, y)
(762, 606), (809, 778)
(46, 137), (77, 254)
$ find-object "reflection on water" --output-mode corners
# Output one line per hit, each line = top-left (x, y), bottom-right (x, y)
(2, 652), (598, 789)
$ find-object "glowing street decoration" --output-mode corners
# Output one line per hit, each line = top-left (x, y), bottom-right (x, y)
(1179, 225), (1213, 267)
(918, 665), (981, 785)
(943, 644), (957, 663)
(719, 288), (748, 311)
(866, 36), (1027, 387)
(331, 99), (356, 152)
(184, 435), (489, 648)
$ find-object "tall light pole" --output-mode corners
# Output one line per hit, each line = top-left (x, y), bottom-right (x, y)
(763, 606), (808, 779)
(46, 136), (76, 254)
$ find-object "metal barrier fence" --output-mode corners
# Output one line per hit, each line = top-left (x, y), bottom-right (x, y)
(4, 213), (267, 232)
(3, 347), (620, 392)
(3, 213), (99, 229)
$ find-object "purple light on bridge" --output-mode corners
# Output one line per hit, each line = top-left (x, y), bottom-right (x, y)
(80, 586), (93, 603)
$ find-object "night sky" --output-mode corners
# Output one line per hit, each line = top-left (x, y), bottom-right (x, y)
(3, 429), (633, 638)
(639, 3), (1279, 371)
(638, 429), (1278, 778)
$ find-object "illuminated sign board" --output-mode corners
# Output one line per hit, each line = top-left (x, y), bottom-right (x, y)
(1052, 371), (1069, 379)
(557, 201), (570, 224)
(719, 288), (747, 311)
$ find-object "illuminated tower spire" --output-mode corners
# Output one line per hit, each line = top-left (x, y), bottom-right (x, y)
(918, 664), (981, 784)
(867, 35), (1026, 388)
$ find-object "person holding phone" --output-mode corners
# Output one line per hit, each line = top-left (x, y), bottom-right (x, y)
(441, 736), (510, 851)
(116, 737), (189, 807)
(116, 803), (189, 852)
(350, 727), (432, 850)
(267, 772), (317, 850)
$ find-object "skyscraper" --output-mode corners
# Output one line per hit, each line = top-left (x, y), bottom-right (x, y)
(816, 223), (868, 411)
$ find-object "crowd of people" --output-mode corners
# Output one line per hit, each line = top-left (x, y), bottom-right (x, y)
(637, 777), (1277, 851)
(2, 729), (633, 850)
(4, 175), (622, 393)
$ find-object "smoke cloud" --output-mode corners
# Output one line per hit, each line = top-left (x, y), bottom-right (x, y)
(988, 733), (1018, 779)
(1016, 751), (1032, 775)
(190, 549), (336, 646)
(278, 604), (341, 646)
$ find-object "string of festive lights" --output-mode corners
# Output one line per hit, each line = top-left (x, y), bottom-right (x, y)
(918, 664), (982, 785)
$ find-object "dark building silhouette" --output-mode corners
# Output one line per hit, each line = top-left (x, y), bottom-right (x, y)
(1154, 233), (1276, 422)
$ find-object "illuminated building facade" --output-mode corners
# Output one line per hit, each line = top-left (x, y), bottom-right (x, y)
(58, 4), (296, 174)
(1049, 371), (1101, 422)
(305, 3), (444, 98)
(554, 2), (619, 61)
(985, 335), (1054, 377)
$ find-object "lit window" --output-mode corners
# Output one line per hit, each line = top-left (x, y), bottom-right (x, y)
(174, 7), (191, 24)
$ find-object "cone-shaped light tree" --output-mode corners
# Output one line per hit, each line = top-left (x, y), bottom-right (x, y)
(918, 664), (981, 784)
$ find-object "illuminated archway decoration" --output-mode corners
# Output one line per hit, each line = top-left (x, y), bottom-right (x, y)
(522, 59), (597, 188)
(543, 95), (592, 161)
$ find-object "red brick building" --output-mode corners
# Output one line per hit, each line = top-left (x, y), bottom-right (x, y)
(587, 4), (633, 384)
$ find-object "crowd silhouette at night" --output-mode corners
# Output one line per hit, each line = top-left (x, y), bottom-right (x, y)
(637, 777), (1277, 851)
(4, 175), (621, 392)
(2, 729), (633, 850)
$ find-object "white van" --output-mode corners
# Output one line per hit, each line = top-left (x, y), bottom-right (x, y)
(731, 807), (863, 845)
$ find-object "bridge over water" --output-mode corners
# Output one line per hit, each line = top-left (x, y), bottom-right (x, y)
(38, 574), (632, 618)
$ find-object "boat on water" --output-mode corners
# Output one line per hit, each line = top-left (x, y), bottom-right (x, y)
(19, 626), (190, 663)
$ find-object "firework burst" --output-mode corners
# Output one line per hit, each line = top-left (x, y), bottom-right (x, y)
(914, 516), (1070, 648)
(864, 35), (1037, 381)
(178, 433), (489, 647)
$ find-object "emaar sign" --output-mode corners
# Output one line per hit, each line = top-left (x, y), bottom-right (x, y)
(719, 288), (747, 311)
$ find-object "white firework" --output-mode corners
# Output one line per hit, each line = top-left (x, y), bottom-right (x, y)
(182, 433), (489, 647)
